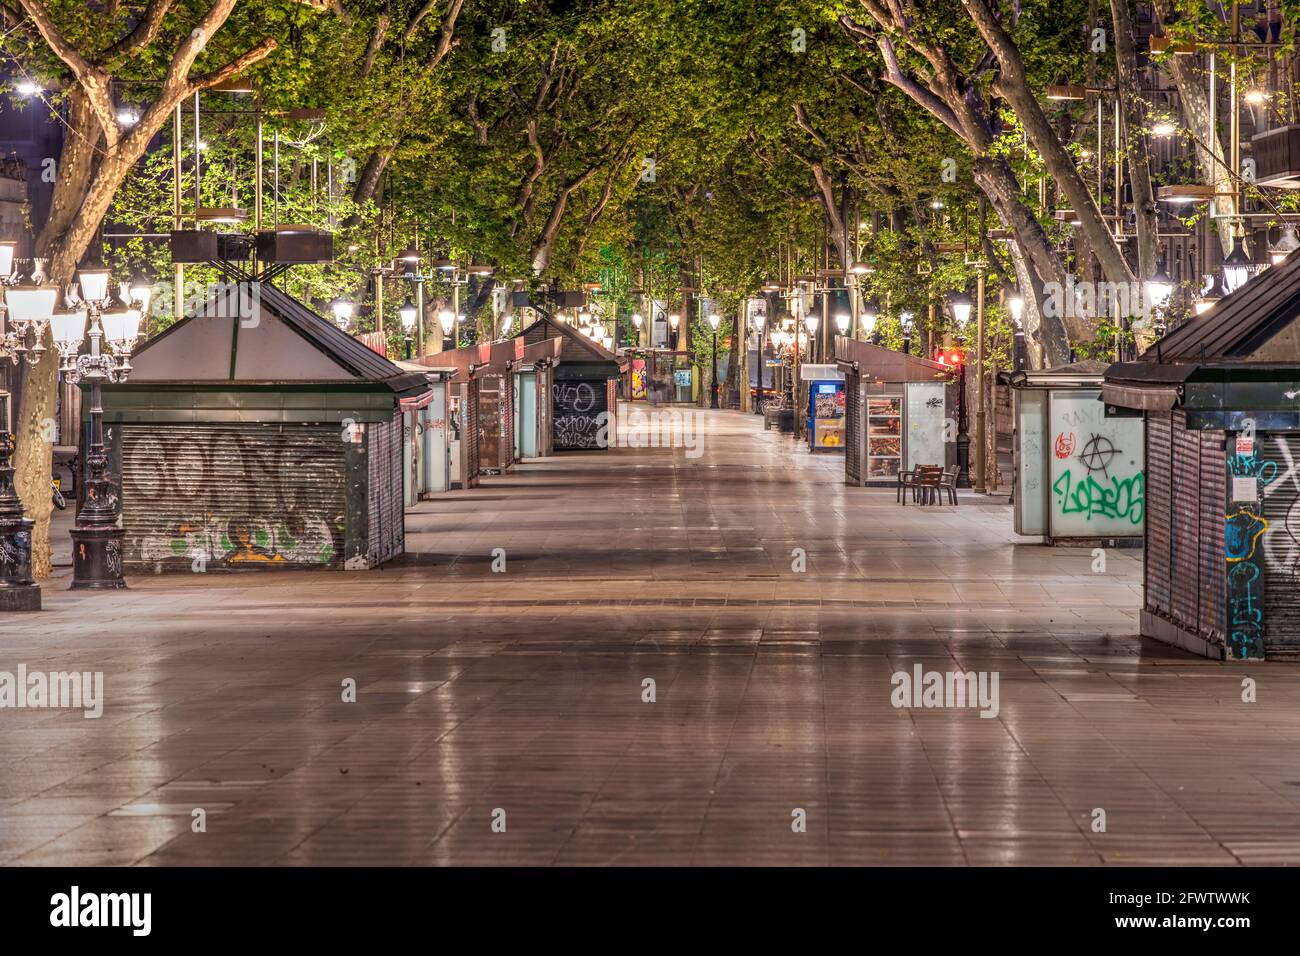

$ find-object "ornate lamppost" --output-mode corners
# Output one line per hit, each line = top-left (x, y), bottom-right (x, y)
(57, 265), (142, 590)
(1, 249), (58, 610)
(950, 291), (974, 489)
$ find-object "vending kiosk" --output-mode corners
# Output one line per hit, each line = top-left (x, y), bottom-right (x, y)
(801, 364), (846, 452)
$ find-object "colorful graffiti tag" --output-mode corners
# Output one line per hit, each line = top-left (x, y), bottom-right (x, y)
(1047, 392), (1145, 536)
(1226, 508), (1268, 660)
(1051, 471), (1145, 525)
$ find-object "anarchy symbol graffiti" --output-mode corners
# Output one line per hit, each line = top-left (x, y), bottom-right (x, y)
(1076, 434), (1120, 479)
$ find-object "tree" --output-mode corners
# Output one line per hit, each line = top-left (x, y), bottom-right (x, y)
(4, 0), (281, 577)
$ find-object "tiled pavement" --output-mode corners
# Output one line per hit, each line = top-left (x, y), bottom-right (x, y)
(3, 406), (1299, 866)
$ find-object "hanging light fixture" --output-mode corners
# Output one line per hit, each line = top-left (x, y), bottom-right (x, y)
(1270, 223), (1300, 265)
(1195, 272), (1228, 315)
(399, 298), (417, 330)
(1222, 238), (1253, 294)
(397, 243), (422, 266)
(860, 299), (879, 334)
(949, 291), (973, 327)
(1144, 261), (1174, 311)
(128, 272), (153, 315)
(1008, 295), (1025, 327)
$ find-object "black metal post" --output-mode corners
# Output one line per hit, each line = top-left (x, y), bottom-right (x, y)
(405, 334), (413, 360)
(69, 320), (126, 590)
(955, 358), (972, 489)
(756, 322), (766, 412)
(0, 399), (40, 610)
(710, 328), (719, 409)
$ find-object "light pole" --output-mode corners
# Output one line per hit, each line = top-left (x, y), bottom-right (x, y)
(707, 312), (721, 409)
(59, 265), (142, 590)
(950, 291), (974, 489)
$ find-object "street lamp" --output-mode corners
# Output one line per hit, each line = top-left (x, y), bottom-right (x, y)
(0, 263), (51, 609)
(835, 312), (850, 335)
(1008, 295), (1025, 326)
(399, 298), (417, 359)
(950, 291), (973, 327)
(900, 311), (914, 354)
(668, 312), (680, 349)
(707, 312), (721, 409)
(861, 298), (879, 343)
(61, 268), (142, 590)
(438, 307), (455, 349)
(330, 296), (354, 330)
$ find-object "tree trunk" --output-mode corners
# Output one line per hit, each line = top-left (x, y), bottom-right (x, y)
(963, 0), (1135, 286)
(1111, 0), (1158, 283)
(36, 88), (100, 258)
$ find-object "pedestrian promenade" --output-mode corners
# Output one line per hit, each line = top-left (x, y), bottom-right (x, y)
(4, 407), (1299, 865)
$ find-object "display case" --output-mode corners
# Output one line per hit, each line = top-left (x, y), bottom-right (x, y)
(866, 395), (903, 478)
(808, 380), (846, 452)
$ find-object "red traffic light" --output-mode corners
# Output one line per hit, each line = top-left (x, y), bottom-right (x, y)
(936, 349), (964, 366)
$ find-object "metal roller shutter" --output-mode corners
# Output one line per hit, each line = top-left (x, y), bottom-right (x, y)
(1197, 430), (1226, 640)
(120, 423), (347, 572)
(367, 412), (403, 567)
(464, 380), (480, 485)
(844, 369), (862, 485)
(1169, 412), (1201, 629)
(1144, 413), (1172, 616)
(553, 377), (609, 450)
(1261, 434), (1300, 648)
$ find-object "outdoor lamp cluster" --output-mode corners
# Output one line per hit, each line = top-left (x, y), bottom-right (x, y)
(57, 262), (145, 591)
(1, 249), (58, 364)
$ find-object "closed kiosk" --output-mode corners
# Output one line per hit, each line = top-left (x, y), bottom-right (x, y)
(515, 314), (622, 451)
(835, 336), (953, 485)
(99, 284), (429, 573)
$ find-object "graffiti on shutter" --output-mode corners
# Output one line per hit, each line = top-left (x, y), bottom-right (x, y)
(553, 379), (608, 450)
(120, 423), (346, 572)
(844, 370), (862, 484)
(1255, 434), (1300, 650)
(1169, 414), (1200, 629)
